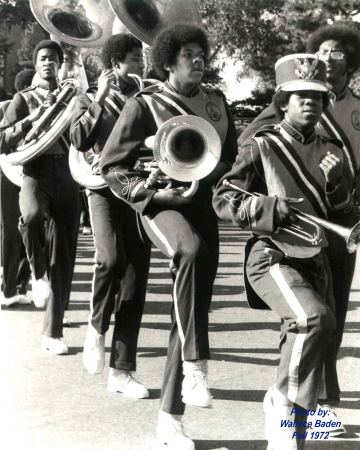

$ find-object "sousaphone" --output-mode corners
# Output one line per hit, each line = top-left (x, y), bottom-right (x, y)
(142, 115), (221, 198)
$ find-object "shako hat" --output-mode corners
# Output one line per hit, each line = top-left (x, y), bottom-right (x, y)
(275, 54), (327, 92)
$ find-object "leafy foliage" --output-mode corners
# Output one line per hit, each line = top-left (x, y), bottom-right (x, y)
(0, 0), (35, 31)
(199, 0), (360, 103)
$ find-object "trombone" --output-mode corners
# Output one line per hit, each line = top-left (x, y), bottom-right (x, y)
(222, 180), (360, 253)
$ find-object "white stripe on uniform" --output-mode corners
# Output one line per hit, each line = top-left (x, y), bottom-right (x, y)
(269, 263), (308, 403)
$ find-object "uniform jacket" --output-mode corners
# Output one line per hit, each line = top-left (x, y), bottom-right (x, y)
(214, 121), (353, 309)
(239, 87), (360, 177)
(214, 121), (353, 256)
(0, 84), (70, 156)
(99, 81), (238, 215)
(70, 84), (138, 155)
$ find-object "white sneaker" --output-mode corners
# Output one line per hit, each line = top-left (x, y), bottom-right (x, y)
(18, 293), (32, 305)
(63, 316), (71, 327)
(182, 372), (212, 408)
(157, 419), (195, 450)
(32, 274), (51, 308)
(82, 226), (92, 235)
(108, 368), (149, 398)
(83, 323), (105, 375)
(1, 292), (20, 306)
(263, 385), (297, 450)
(314, 405), (346, 436)
(42, 335), (68, 355)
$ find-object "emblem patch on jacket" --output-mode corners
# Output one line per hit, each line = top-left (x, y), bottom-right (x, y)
(206, 102), (221, 121)
(351, 110), (360, 130)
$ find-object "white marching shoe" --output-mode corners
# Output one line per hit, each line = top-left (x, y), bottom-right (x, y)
(1, 292), (20, 306)
(263, 385), (298, 450)
(108, 368), (149, 398)
(314, 405), (346, 436)
(42, 335), (68, 355)
(182, 360), (212, 408)
(157, 412), (195, 450)
(83, 323), (105, 375)
(18, 291), (32, 305)
(32, 274), (51, 308)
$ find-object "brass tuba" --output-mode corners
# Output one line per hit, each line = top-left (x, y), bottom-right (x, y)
(39, 0), (201, 189)
(140, 116), (221, 198)
(30, 0), (201, 48)
(68, 76), (160, 190)
(5, 77), (81, 166)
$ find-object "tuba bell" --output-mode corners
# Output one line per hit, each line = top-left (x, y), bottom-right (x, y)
(30, 0), (117, 48)
(141, 116), (221, 198)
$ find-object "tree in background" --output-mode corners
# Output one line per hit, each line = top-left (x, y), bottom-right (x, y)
(199, 0), (360, 105)
(81, 47), (103, 87)
(15, 27), (36, 74)
(3, 0), (360, 104)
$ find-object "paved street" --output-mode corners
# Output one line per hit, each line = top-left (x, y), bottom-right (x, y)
(1, 222), (360, 450)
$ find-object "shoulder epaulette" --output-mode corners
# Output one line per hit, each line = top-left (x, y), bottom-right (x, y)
(251, 124), (281, 138)
(318, 134), (343, 149)
(202, 86), (226, 100)
(135, 84), (164, 97)
(86, 86), (98, 94)
(17, 85), (36, 94)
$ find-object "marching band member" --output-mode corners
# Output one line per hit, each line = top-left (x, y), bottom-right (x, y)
(100, 24), (237, 450)
(0, 40), (79, 354)
(70, 33), (151, 398)
(238, 24), (360, 434)
(213, 54), (353, 450)
(0, 70), (35, 307)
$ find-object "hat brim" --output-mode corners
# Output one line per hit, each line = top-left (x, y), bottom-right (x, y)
(278, 81), (328, 92)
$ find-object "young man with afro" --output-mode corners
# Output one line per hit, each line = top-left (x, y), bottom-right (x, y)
(238, 24), (360, 434)
(71, 33), (152, 398)
(100, 23), (238, 450)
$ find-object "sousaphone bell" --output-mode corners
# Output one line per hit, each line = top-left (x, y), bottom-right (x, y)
(141, 115), (221, 198)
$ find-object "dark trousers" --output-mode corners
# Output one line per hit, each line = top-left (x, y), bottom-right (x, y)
(19, 155), (79, 338)
(140, 203), (219, 415)
(322, 233), (357, 403)
(246, 239), (338, 411)
(1, 172), (31, 297)
(88, 189), (151, 371)
(79, 190), (91, 228)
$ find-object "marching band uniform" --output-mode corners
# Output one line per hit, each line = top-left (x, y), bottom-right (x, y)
(238, 85), (359, 409)
(100, 80), (238, 415)
(214, 55), (353, 449)
(0, 80), (79, 351)
(70, 83), (151, 387)
(0, 99), (31, 306)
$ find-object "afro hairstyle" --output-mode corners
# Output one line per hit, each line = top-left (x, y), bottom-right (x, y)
(33, 40), (64, 66)
(307, 24), (360, 74)
(14, 69), (36, 92)
(273, 90), (330, 120)
(102, 33), (143, 69)
(150, 23), (209, 81)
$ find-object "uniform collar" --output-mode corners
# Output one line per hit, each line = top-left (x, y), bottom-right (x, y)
(281, 120), (316, 144)
(329, 86), (347, 102)
(165, 80), (200, 98)
(110, 82), (137, 97)
(36, 81), (58, 92)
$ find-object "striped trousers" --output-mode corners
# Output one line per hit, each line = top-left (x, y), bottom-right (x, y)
(246, 238), (338, 411)
(140, 204), (219, 415)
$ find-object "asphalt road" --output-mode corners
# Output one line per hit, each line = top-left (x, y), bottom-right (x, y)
(1, 222), (359, 450)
